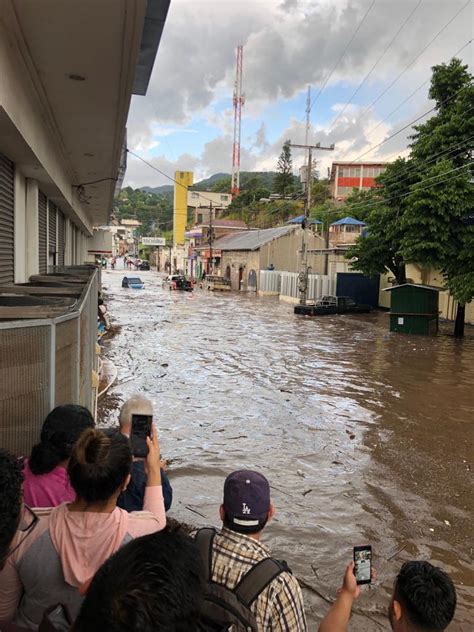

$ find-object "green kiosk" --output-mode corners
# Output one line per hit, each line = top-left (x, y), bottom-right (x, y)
(384, 284), (442, 335)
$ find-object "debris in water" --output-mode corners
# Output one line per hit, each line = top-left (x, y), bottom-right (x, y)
(297, 469), (305, 478)
(279, 388), (292, 393)
(349, 434), (356, 440)
(332, 461), (343, 466)
(161, 363), (169, 367)
(429, 528), (434, 532)
(444, 520), (451, 527)
(302, 489), (313, 497)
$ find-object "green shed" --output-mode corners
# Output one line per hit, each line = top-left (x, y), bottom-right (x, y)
(383, 284), (442, 335)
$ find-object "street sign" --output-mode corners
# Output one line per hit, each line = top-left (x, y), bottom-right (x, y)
(141, 237), (166, 246)
(202, 249), (222, 258)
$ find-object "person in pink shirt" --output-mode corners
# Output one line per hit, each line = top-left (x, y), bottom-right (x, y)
(0, 426), (165, 630)
(22, 405), (95, 508)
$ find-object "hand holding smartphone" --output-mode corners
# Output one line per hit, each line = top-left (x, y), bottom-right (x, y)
(131, 413), (153, 458)
(353, 545), (372, 585)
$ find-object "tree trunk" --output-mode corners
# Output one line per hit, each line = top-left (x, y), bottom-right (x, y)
(394, 262), (407, 285)
(454, 303), (465, 338)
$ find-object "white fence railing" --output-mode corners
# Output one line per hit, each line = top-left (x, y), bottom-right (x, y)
(280, 271), (335, 300)
(259, 270), (281, 293)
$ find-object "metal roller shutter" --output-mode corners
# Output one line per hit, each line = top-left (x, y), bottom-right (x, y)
(38, 192), (47, 274)
(57, 210), (65, 266)
(48, 201), (57, 260)
(0, 153), (15, 285)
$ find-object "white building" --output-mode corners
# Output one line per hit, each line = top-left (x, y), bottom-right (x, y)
(0, 0), (170, 284)
(188, 190), (232, 224)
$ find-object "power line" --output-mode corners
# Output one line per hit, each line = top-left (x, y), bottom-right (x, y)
(339, 86), (473, 164)
(363, 38), (473, 141)
(348, 0), (471, 133)
(309, 0), (376, 111)
(126, 149), (222, 208)
(372, 134), (474, 188)
(324, 162), (473, 218)
(330, 0), (422, 130)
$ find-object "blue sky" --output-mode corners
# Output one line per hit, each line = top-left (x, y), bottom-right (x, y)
(124, 0), (473, 187)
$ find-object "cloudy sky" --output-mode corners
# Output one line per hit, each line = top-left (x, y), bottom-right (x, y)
(124, 0), (473, 188)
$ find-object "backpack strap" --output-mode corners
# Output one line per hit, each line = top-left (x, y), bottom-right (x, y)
(195, 528), (217, 583)
(234, 558), (290, 607)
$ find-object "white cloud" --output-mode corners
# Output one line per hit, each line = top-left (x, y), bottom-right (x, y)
(125, 0), (472, 185)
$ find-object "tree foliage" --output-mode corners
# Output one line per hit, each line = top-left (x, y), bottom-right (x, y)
(274, 140), (295, 195)
(346, 58), (474, 332)
(115, 187), (173, 236)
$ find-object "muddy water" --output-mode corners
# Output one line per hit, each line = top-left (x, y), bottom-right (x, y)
(99, 270), (473, 630)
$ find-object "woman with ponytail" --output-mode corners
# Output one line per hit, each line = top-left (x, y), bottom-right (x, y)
(0, 427), (165, 629)
(23, 405), (95, 508)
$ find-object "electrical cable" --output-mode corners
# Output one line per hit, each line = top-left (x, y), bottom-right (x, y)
(367, 134), (474, 189)
(321, 162), (473, 218)
(330, 0), (422, 131)
(74, 177), (118, 187)
(339, 87), (473, 164)
(127, 149), (227, 208)
(345, 0), (471, 136)
(309, 0), (376, 111)
(362, 38), (473, 141)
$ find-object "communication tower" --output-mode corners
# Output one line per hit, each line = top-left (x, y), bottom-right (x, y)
(231, 45), (245, 197)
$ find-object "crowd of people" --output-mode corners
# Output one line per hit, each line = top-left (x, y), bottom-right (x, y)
(0, 397), (458, 631)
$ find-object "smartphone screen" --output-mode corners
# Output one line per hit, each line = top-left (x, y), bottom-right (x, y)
(131, 414), (152, 457)
(353, 545), (372, 585)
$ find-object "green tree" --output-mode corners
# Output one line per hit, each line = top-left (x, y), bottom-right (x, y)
(346, 159), (418, 284)
(401, 58), (474, 336)
(347, 58), (473, 335)
(274, 140), (294, 195)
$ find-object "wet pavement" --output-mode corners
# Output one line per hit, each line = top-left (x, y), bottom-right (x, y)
(99, 269), (473, 630)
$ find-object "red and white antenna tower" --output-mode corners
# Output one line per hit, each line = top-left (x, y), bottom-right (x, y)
(231, 45), (245, 197)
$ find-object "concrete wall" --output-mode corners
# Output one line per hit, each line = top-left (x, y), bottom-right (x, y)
(258, 228), (325, 275)
(220, 250), (260, 291)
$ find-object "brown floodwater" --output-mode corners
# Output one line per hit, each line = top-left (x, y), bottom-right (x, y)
(99, 269), (473, 630)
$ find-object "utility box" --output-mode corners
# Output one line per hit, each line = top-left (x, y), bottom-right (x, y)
(383, 284), (442, 335)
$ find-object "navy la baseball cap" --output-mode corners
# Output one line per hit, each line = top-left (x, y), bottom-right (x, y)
(223, 470), (271, 527)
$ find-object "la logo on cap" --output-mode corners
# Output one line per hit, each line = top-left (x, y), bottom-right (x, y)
(242, 503), (251, 514)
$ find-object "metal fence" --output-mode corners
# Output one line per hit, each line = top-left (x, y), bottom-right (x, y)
(259, 270), (282, 293)
(280, 271), (335, 301)
(0, 268), (99, 455)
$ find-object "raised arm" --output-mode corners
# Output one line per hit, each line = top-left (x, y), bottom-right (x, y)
(318, 562), (359, 632)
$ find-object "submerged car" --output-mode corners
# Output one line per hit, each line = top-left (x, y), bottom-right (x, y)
(162, 274), (193, 291)
(122, 276), (144, 289)
(294, 295), (372, 316)
(139, 260), (150, 271)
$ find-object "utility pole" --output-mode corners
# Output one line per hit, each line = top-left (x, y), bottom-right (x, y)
(208, 200), (213, 275)
(304, 86), (311, 189)
(289, 142), (335, 305)
(231, 46), (245, 197)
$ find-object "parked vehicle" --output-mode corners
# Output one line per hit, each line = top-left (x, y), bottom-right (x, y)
(162, 275), (193, 292)
(122, 276), (144, 289)
(294, 295), (372, 316)
(139, 260), (150, 271)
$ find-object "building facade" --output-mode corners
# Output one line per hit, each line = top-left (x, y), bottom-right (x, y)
(330, 162), (387, 201)
(188, 190), (232, 224)
(0, 0), (169, 283)
(211, 226), (326, 291)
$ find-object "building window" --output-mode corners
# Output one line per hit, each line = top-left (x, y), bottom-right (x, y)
(197, 213), (203, 224)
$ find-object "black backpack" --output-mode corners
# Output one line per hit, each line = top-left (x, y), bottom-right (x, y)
(195, 528), (290, 632)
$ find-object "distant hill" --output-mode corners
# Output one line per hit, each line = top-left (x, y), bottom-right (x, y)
(138, 171), (279, 195)
(140, 184), (173, 195)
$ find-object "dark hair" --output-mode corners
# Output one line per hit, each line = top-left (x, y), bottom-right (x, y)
(68, 429), (132, 503)
(0, 450), (24, 569)
(74, 527), (204, 631)
(394, 561), (456, 631)
(223, 513), (268, 536)
(29, 405), (95, 475)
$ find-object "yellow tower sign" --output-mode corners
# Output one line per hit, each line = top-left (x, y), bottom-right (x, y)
(173, 171), (193, 246)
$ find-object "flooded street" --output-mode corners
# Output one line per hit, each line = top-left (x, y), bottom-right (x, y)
(99, 269), (473, 630)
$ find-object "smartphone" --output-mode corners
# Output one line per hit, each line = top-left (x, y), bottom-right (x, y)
(131, 414), (153, 458)
(353, 545), (372, 585)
